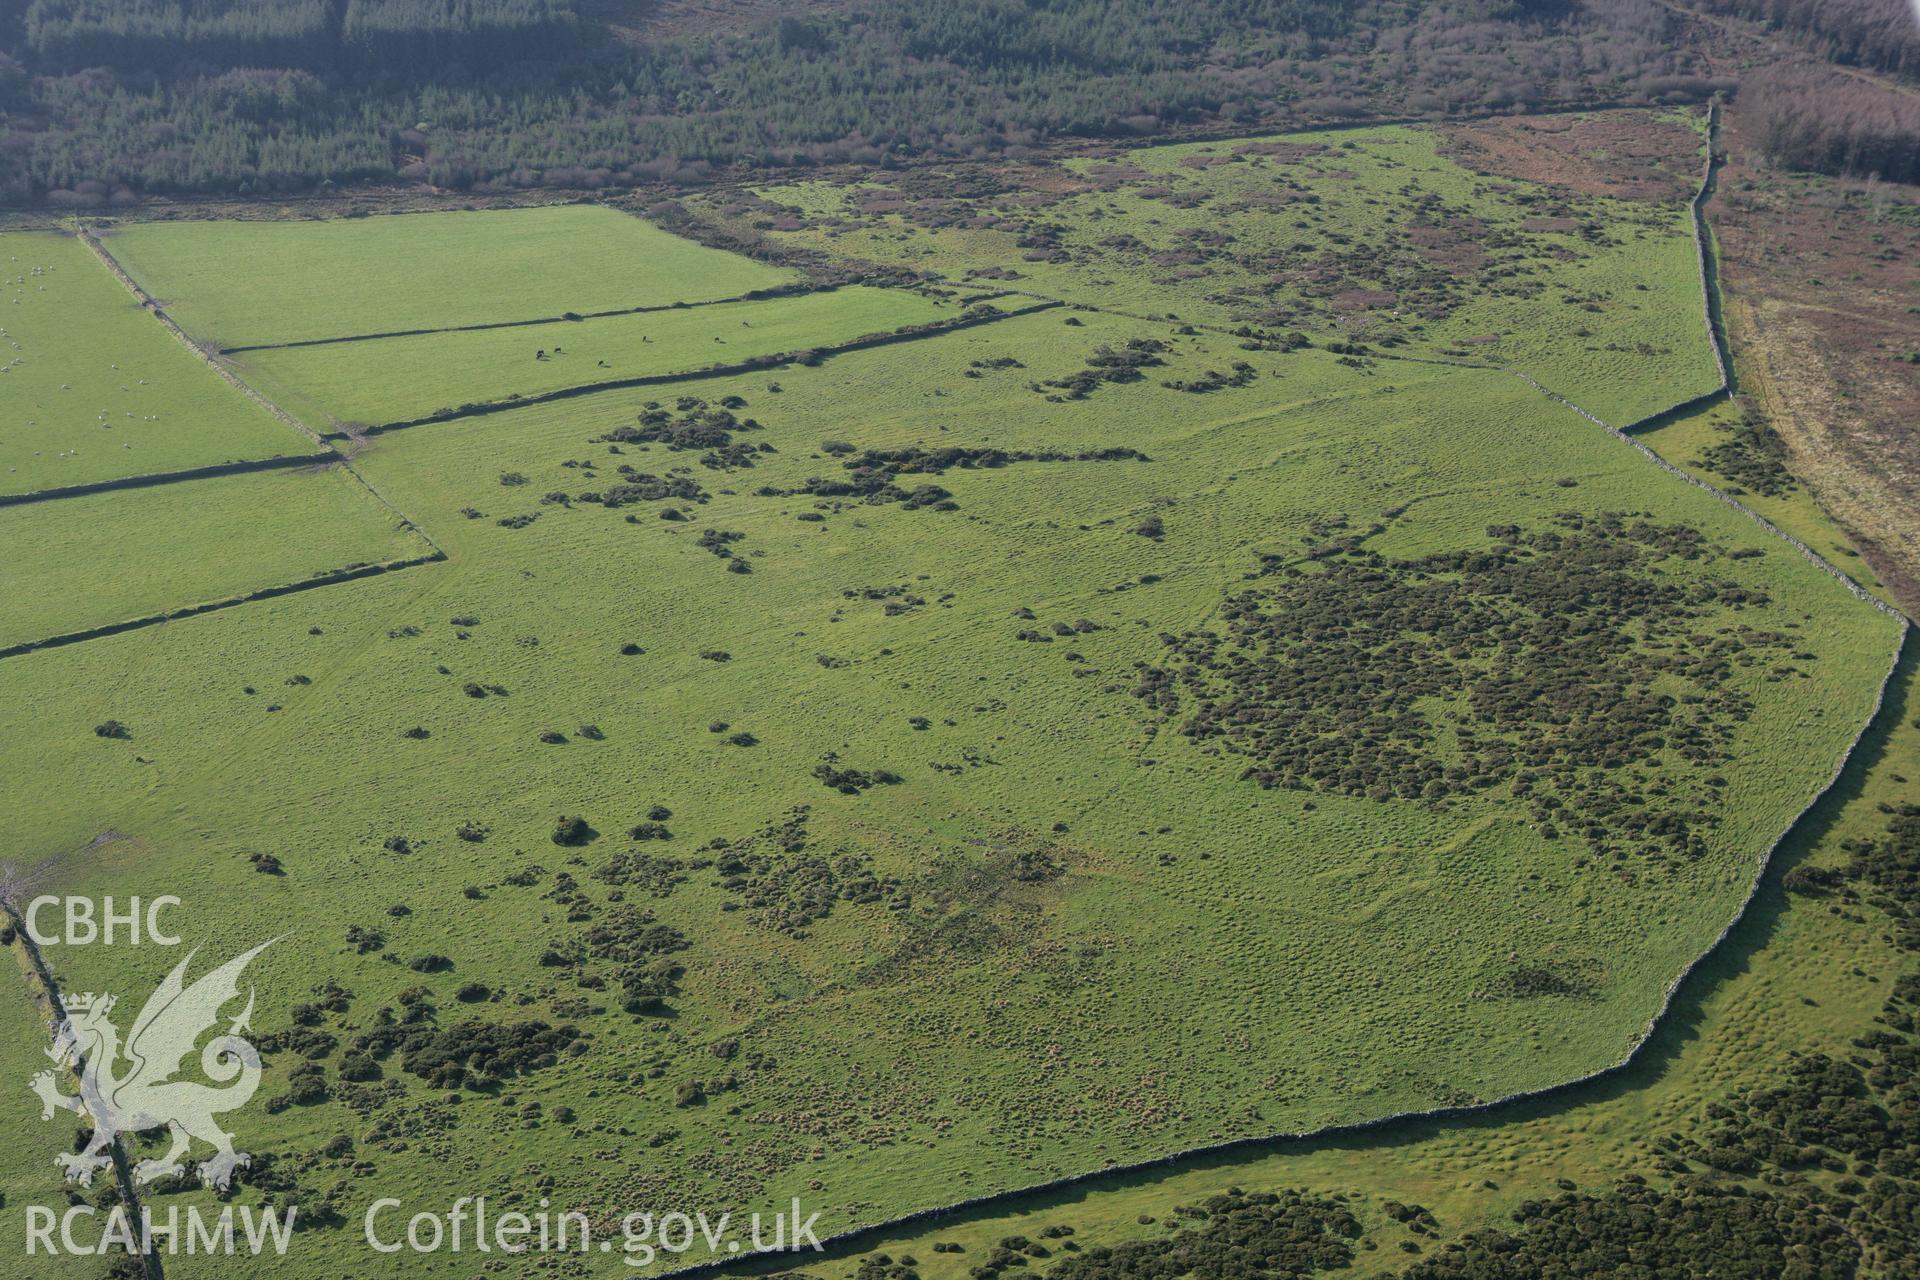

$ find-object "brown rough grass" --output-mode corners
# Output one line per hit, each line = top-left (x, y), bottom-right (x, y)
(1709, 98), (1920, 612)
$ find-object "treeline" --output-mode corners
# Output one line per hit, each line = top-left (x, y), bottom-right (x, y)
(0, 0), (1730, 204)
(1739, 63), (1920, 183)
(21, 0), (578, 76)
(341, 0), (578, 75)
(24, 0), (334, 73)
(1698, 0), (1920, 76)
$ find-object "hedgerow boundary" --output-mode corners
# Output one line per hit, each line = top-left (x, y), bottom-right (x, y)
(0, 452), (337, 508)
(214, 280), (849, 355)
(337, 298), (1062, 437)
(0, 549), (447, 663)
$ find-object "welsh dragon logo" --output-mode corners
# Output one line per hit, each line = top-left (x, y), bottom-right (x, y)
(30, 941), (272, 1190)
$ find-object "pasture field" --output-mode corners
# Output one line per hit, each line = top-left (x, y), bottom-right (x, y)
(102, 205), (799, 348)
(0, 463), (431, 650)
(0, 230), (314, 496)
(0, 293), (1897, 1277)
(236, 284), (955, 429)
(750, 647), (1920, 1278)
(694, 114), (1720, 426)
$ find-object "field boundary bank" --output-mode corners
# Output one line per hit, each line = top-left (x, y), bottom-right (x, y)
(0, 550), (445, 663)
(1511, 367), (1905, 624)
(671, 621), (1909, 1279)
(338, 299), (1061, 437)
(77, 227), (332, 450)
(1617, 387), (1727, 436)
(1689, 100), (1732, 394)
(4, 906), (164, 1279)
(78, 226), (447, 559)
(0, 452), (338, 508)
(1367, 351), (1904, 625)
(214, 280), (845, 354)
(1611, 98), (1733, 433)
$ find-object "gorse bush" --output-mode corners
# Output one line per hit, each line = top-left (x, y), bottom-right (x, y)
(1133, 512), (1795, 865)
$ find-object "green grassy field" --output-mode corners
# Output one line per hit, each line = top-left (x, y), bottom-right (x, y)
(103, 205), (799, 348)
(762, 375), (1920, 1277)
(0, 296), (1896, 1276)
(236, 285), (954, 428)
(695, 116), (1720, 427)
(0, 115), (1906, 1278)
(743, 644), (1920, 1278)
(0, 463), (432, 649)
(0, 231), (315, 496)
